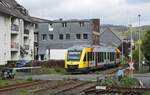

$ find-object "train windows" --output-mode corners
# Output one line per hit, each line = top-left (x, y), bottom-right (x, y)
(83, 53), (86, 61)
(104, 52), (107, 60)
(100, 52), (102, 62)
(68, 51), (81, 61)
(98, 52), (100, 62)
(113, 52), (115, 61)
(107, 52), (110, 61)
(87, 52), (92, 61)
(110, 52), (112, 61)
(87, 52), (89, 61)
(92, 52), (94, 61)
(110, 52), (115, 61)
(101, 52), (104, 62)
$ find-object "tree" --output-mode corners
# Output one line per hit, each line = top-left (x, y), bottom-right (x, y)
(141, 30), (150, 61)
(141, 30), (150, 71)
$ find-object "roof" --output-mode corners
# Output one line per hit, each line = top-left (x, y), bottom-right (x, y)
(100, 26), (122, 41)
(101, 25), (127, 39)
(68, 44), (117, 52)
(94, 46), (116, 52)
(0, 0), (33, 22)
(68, 44), (91, 51)
(53, 18), (96, 23)
(30, 16), (52, 23)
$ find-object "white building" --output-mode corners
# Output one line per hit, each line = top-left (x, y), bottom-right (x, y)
(0, 0), (35, 65)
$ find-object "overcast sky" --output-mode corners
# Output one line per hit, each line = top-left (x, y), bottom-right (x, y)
(16, 0), (150, 26)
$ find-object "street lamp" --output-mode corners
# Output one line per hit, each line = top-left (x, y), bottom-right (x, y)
(138, 14), (141, 70)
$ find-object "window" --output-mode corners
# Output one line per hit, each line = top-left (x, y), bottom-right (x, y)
(49, 34), (53, 40)
(110, 52), (115, 61)
(62, 22), (67, 27)
(83, 34), (88, 39)
(49, 23), (53, 31)
(42, 34), (47, 41)
(76, 34), (81, 39)
(79, 22), (84, 27)
(66, 34), (70, 40)
(59, 34), (63, 40)
(83, 53), (86, 61)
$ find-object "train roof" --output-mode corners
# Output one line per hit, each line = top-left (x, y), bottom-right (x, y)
(68, 45), (91, 51)
(93, 46), (116, 52)
(68, 45), (117, 52)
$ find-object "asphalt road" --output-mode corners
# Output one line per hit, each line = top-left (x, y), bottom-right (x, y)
(16, 73), (150, 88)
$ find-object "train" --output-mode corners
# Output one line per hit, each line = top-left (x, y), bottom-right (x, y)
(65, 45), (121, 73)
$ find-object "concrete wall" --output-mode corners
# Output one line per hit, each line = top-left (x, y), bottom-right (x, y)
(0, 14), (11, 65)
(0, 13), (35, 65)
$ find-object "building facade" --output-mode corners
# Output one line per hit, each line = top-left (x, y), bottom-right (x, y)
(0, 0), (35, 65)
(37, 19), (100, 60)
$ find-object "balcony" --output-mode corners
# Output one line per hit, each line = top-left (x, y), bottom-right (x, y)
(24, 29), (29, 35)
(24, 29), (29, 37)
(11, 24), (19, 32)
(11, 42), (19, 51)
(24, 44), (29, 50)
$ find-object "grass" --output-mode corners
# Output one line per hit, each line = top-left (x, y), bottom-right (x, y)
(32, 67), (67, 75)
(142, 91), (150, 95)
(26, 77), (33, 81)
(120, 76), (139, 87)
(17, 90), (31, 95)
(98, 76), (139, 87)
(0, 79), (30, 87)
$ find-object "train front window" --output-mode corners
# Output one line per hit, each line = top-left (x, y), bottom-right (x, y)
(68, 51), (81, 61)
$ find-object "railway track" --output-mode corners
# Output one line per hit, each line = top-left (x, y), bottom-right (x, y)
(84, 86), (150, 95)
(55, 82), (96, 95)
(29, 80), (76, 93)
(0, 80), (47, 93)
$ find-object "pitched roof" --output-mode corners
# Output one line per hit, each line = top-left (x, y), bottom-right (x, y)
(0, 0), (33, 22)
(100, 26), (126, 40)
(100, 27), (122, 47)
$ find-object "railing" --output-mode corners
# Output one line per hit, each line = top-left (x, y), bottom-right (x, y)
(11, 42), (19, 49)
(11, 24), (19, 31)
(24, 29), (29, 35)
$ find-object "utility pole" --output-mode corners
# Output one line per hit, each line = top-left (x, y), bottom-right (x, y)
(138, 14), (141, 70)
(122, 31), (124, 64)
(130, 25), (133, 63)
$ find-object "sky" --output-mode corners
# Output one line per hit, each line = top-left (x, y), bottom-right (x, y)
(16, 0), (150, 26)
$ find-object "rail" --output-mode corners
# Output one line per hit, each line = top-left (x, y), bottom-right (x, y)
(0, 80), (47, 92)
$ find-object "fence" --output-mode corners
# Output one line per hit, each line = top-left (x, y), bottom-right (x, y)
(32, 60), (65, 68)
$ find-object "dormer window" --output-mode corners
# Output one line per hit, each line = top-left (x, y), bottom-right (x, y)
(62, 22), (67, 27)
(79, 22), (84, 27)
(49, 23), (53, 31)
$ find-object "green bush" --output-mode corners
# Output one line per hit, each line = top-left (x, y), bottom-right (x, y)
(142, 91), (150, 95)
(120, 76), (139, 87)
(17, 90), (31, 95)
(97, 76), (139, 87)
(26, 77), (33, 81)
